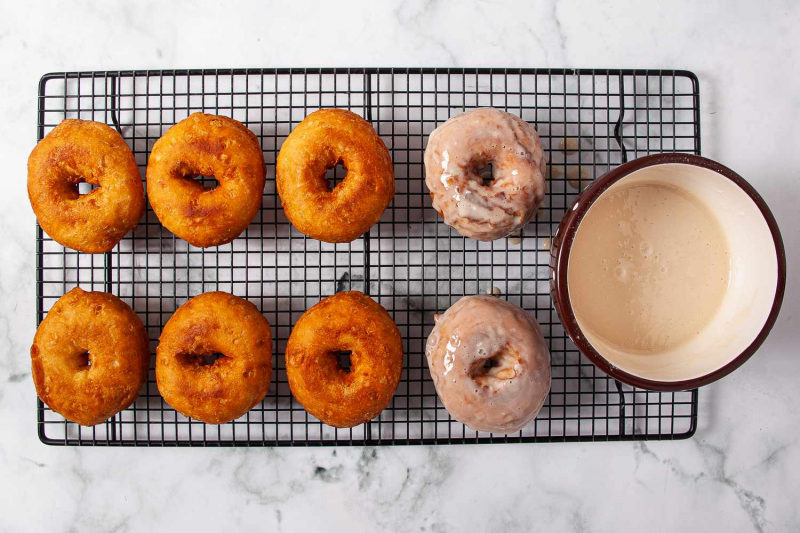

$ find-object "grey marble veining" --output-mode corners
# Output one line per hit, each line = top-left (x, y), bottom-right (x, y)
(1, 1), (799, 532)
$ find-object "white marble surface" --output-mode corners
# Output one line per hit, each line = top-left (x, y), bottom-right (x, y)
(1, 1), (799, 531)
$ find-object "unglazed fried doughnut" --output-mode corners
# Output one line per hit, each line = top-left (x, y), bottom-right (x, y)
(276, 109), (394, 243)
(285, 291), (403, 428)
(27, 120), (145, 253)
(30, 288), (150, 426)
(425, 295), (551, 433)
(147, 113), (266, 248)
(156, 292), (272, 424)
(424, 108), (547, 240)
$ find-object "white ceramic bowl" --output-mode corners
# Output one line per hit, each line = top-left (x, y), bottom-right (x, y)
(551, 153), (786, 390)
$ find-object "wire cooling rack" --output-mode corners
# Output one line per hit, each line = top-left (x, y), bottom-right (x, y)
(36, 68), (700, 446)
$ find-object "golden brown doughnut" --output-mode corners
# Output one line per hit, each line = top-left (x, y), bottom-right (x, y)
(285, 291), (403, 428)
(146, 113), (266, 248)
(27, 120), (145, 253)
(276, 109), (394, 243)
(156, 291), (272, 424)
(30, 288), (150, 426)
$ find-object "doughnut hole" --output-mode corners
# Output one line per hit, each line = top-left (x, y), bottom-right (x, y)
(76, 179), (99, 196)
(324, 160), (348, 190)
(202, 353), (226, 365)
(330, 349), (352, 373)
(196, 175), (220, 191)
(57, 173), (99, 200)
(176, 163), (220, 191)
(469, 345), (520, 389)
(323, 348), (357, 383)
(476, 162), (495, 186)
(74, 350), (92, 371)
(177, 350), (229, 368)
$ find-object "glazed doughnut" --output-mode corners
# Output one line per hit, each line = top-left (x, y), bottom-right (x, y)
(30, 288), (150, 426)
(276, 109), (394, 243)
(424, 108), (547, 241)
(425, 295), (551, 433)
(285, 291), (403, 428)
(147, 113), (266, 248)
(156, 291), (272, 424)
(27, 120), (145, 253)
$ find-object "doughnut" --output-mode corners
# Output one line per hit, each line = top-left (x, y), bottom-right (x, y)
(30, 288), (150, 426)
(276, 109), (394, 243)
(156, 291), (272, 424)
(424, 108), (547, 241)
(147, 113), (266, 248)
(27, 119), (145, 253)
(285, 291), (403, 427)
(425, 295), (551, 433)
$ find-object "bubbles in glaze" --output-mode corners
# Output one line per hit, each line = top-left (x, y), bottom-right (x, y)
(423, 108), (547, 241)
(569, 182), (731, 354)
(425, 295), (551, 433)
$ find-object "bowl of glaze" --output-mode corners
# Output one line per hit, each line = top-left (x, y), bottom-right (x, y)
(550, 153), (786, 391)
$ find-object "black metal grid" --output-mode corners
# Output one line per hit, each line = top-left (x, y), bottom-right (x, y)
(36, 68), (700, 446)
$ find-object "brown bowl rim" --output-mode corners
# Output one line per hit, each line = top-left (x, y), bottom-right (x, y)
(550, 153), (787, 391)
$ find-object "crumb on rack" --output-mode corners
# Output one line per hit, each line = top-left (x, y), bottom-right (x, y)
(566, 167), (591, 189)
(559, 138), (580, 154)
(546, 166), (564, 180)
